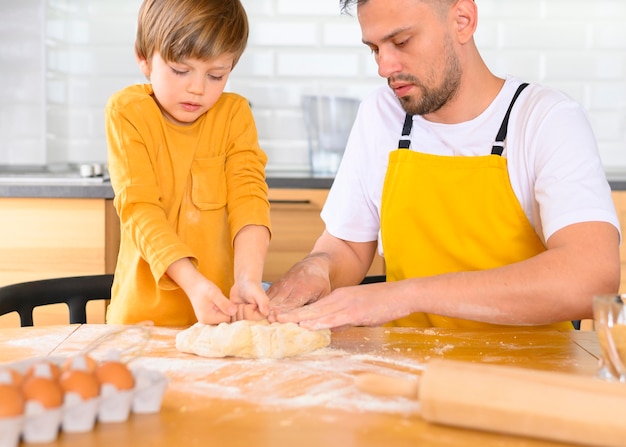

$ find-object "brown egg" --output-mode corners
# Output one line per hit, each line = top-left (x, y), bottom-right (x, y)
(62, 354), (98, 374)
(0, 369), (25, 417)
(59, 369), (100, 400)
(21, 376), (64, 409)
(96, 361), (134, 390)
(0, 384), (24, 417)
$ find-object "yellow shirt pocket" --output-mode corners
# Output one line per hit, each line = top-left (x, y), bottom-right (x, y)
(191, 156), (227, 210)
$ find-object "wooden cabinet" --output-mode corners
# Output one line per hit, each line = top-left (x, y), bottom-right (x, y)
(0, 197), (117, 327)
(263, 188), (385, 282)
(611, 191), (626, 293)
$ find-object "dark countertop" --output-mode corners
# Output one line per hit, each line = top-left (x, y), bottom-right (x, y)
(0, 171), (334, 199)
(611, 180), (626, 191)
(605, 168), (626, 191)
(1, 171), (625, 199)
(0, 182), (116, 199)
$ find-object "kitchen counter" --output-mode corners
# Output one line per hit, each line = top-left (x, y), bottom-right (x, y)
(604, 168), (626, 191)
(0, 182), (115, 199)
(2, 170), (626, 199)
(0, 324), (612, 447)
(0, 171), (333, 199)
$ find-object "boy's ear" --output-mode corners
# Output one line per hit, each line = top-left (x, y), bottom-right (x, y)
(136, 54), (151, 78)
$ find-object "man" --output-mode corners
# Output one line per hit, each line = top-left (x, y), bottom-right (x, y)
(267, 0), (620, 330)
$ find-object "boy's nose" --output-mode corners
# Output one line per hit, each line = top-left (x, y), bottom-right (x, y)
(187, 76), (205, 95)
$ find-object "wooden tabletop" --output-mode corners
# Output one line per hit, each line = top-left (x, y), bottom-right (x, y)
(0, 324), (604, 447)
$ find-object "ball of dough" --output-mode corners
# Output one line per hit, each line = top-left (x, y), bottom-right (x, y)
(176, 320), (331, 359)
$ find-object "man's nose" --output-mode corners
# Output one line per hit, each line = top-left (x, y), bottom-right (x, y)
(377, 49), (402, 79)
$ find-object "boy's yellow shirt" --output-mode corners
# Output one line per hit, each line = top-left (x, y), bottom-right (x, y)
(105, 84), (271, 326)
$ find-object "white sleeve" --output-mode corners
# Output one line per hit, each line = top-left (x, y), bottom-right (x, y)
(516, 90), (620, 242)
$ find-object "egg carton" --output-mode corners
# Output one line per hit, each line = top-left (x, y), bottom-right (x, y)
(0, 354), (168, 446)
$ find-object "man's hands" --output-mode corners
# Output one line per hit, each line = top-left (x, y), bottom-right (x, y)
(273, 280), (413, 330)
(266, 233), (378, 326)
(266, 254), (332, 321)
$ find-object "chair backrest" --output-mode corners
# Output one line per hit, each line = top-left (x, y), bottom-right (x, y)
(0, 274), (113, 326)
(360, 275), (386, 285)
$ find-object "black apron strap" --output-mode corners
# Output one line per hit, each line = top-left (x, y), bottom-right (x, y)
(491, 83), (529, 156)
(398, 114), (413, 149)
(397, 84), (529, 155)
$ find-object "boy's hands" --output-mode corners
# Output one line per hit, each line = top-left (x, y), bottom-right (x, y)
(168, 249), (271, 324)
(167, 257), (236, 324)
(185, 275), (270, 324)
(230, 279), (269, 321)
(185, 276), (237, 325)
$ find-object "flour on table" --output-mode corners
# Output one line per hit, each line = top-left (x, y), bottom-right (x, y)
(176, 320), (331, 359)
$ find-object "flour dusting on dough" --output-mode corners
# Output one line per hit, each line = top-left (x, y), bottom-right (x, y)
(176, 320), (331, 359)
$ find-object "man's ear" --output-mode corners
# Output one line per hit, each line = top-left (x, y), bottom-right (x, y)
(452, 0), (478, 44)
(136, 54), (151, 79)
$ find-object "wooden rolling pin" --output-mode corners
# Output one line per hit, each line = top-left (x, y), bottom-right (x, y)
(356, 359), (626, 447)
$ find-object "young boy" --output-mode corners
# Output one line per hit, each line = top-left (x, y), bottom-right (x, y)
(105, 0), (271, 326)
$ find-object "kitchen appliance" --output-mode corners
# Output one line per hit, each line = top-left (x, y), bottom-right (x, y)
(302, 95), (360, 176)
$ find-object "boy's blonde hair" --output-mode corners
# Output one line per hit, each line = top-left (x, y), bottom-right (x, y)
(135, 0), (249, 66)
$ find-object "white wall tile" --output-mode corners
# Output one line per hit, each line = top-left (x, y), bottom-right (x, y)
(477, 0), (543, 18)
(322, 22), (363, 47)
(482, 50), (543, 80)
(250, 21), (318, 46)
(0, 0), (46, 164)
(598, 141), (626, 167)
(591, 112), (625, 140)
(500, 22), (588, 50)
(276, 52), (359, 77)
(276, 1), (342, 16)
(545, 0), (626, 18)
(0, 0), (624, 170)
(241, 0), (273, 16)
(547, 52), (625, 81)
(592, 23), (626, 49)
(230, 81), (308, 108)
(590, 83), (626, 109)
(235, 50), (275, 77)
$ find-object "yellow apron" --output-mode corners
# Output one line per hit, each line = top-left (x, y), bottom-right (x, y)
(380, 83), (573, 330)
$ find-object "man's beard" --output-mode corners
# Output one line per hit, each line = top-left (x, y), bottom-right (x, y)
(390, 38), (462, 116)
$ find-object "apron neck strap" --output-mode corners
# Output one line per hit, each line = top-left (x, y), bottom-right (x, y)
(399, 114), (413, 149)
(491, 83), (530, 156)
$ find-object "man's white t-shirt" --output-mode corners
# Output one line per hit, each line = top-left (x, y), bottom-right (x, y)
(321, 77), (620, 255)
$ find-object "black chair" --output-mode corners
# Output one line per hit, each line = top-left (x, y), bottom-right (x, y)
(0, 274), (113, 326)
(360, 275), (386, 285)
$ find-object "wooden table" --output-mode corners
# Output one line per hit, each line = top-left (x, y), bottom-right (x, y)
(0, 324), (603, 447)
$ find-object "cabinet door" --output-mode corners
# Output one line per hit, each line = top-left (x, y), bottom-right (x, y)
(264, 189), (384, 282)
(0, 197), (109, 327)
(612, 192), (626, 293)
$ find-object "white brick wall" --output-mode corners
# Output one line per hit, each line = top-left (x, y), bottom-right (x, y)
(0, 0), (624, 171)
